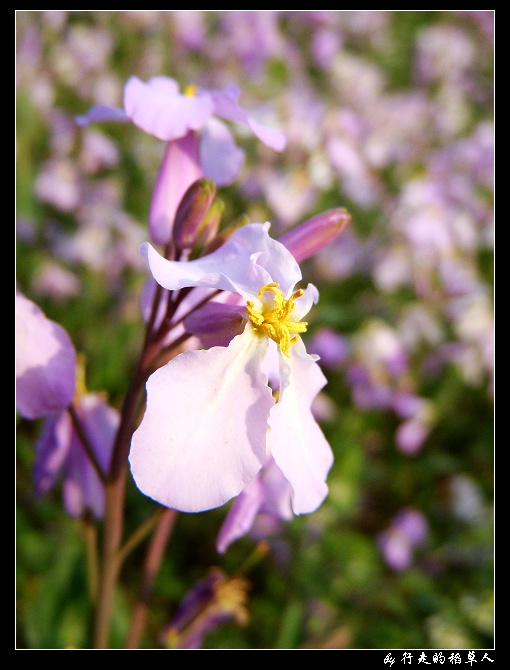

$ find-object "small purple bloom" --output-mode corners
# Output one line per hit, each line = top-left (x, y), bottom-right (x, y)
(33, 393), (119, 518)
(395, 417), (431, 455)
(377, 508), (428, 571)
(160, 567), (249, 649)
(307, 327), (349, 369)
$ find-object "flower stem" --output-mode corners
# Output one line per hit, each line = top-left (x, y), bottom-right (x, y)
(92, 294), (165, 648)
(69, 402), (107, 485)
(125, 508), (179, 648)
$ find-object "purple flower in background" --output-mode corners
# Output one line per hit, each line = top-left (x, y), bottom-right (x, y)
(77, 76), (286, 245)
(16, 292), (77, 419)
(160, 567), (249, 649)
(377, 508), (429, 571)
(307, 327), (349, 369)
(33, 392), (119, 519)
(129, 223), (333, 515)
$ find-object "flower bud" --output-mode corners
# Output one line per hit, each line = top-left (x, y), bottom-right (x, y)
(194, 197), (225, 250)
(172, 178), (217, 252)
(278, 207), (351, 263)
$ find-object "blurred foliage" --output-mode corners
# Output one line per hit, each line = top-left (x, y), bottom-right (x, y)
(16, 11), (493, 649)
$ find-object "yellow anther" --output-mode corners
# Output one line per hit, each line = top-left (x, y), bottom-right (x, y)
(73, 352), (88, 401)
(246, 283), (307, 357)
(183, 84), (197, 98)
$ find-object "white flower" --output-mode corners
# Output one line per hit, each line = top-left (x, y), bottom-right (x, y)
(129, 223), (333, 514)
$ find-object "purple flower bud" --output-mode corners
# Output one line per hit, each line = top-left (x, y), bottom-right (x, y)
(172, 178), (217, 252)
(194, 197), (224, 250)
(278, 207), (351, 263)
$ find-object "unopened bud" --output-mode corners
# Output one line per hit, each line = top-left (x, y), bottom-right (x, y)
(194, 198), (225, 250)
(278, 207), (351, 263)
(202, 214), (251, 255)
(172, 178), (217, 252)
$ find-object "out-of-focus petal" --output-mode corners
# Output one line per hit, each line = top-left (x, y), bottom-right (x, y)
(149, 132), (203, 246)
(200, 118), (245, 186)
(33, 412), (72, 496)
(16, 293), (77, 419)
(259, 457), (293, 520)
(64, 394), (119, 518)
(75, 104), (128, 127)
(124, 75), (214, 141)
(129, 326), (274, 512)
(211, 84), (286, 151)
(268, 337), (333, 514)
(216, 476), (265, 554)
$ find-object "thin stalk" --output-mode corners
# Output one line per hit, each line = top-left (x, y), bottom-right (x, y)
(83, 511), (99, 605)
(125, 508), (179, 648)
(117, 506), (166, 567)
(92, 283), (167, 648)
(69, 403), (107, 485)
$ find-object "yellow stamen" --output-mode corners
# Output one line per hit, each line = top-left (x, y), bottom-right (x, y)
(246, 282), (307, 357)
(73, 352), (88, 402)
(183, 84), (197, 98)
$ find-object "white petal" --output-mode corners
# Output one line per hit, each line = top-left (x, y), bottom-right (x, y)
(268, 338), (333, 514)
(141, 222), (303, 301)
(129, 326), (274, 512)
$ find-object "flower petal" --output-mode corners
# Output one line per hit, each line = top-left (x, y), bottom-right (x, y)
(141, 222), (302, 300)
(124, 76), (214, 141)
(16, 293), (77, 419)
(149, 132), (203, 246)
(292, 283), (319, 320)
(129, 326), (274, 512)
(211, 84), (286, 151)
(75, 104), (128, 127)
(64, 394), (119, 518)
(184, 301), (246, 348)
(200, 118), (245, 186)
(268, 337), (333, 514)
(216, 476), (265, 554)
(33, 412), (73, 496)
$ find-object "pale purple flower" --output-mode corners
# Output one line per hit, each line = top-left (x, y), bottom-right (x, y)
(307, 327), (349, 369)
(16, 292), (77, 419)
(395, 417), (431, 456)
(129, 223), (333, 515)
(377, 508), (428, 571)
(34, 158), (82, 213)
(77, 75), (286, 245)
(33, 393), (119, 518)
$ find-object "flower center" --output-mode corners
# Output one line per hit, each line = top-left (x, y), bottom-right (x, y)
(246, 283), (307, 357)
(183, 84), (198, 98)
